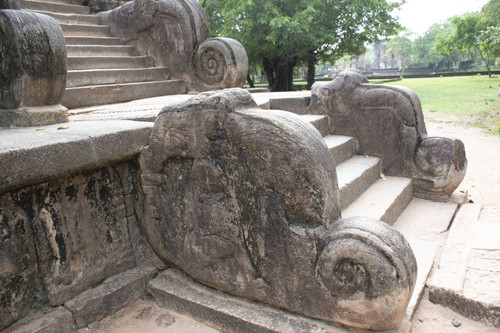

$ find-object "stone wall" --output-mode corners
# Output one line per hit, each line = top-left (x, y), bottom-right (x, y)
(0, 157), (158, 330)
(0, 121), (160, 330)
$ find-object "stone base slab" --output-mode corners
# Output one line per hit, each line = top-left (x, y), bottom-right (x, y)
(65, 265), (158, 328)
(428, 204), (500, 328)
(148, 268), (411, 333)
(4, 307), (76, 333)
(0, 105), (68, 128)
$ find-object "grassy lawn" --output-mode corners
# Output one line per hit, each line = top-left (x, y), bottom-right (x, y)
(373, 75), (500, 134)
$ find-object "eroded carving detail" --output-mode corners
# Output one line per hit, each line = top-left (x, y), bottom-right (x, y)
(140, 89), (417, 330)
(100, 0), (248, 91)
(307, 69), (467, 199)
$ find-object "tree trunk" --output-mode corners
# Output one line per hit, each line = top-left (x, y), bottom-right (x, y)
(478, 50), (492, 78)
(263, 56), (297, 91)
(247, 73), (255, 88)
(263, 58), (276, 90)
(306, 49), (316, 90)
(275, 56), (297, 91)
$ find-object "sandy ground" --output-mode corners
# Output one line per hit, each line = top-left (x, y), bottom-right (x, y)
(80, 114), (500, 333)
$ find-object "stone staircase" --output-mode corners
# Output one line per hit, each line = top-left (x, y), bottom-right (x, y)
(20, 0), (188, 109)
(302, 113), (414, 224)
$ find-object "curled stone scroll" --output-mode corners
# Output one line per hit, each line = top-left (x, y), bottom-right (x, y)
(140, 89), (417, 330)
(194, 37), (248, 91)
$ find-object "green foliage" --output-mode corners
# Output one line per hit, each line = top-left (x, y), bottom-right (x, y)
(200, 0), (403, 90)
(481, 0), (500, 25)
(478, 26), (500, 62)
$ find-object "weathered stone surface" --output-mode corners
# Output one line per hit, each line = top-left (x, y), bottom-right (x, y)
(148, 268), (412, 333)
(307, 69), (466, 199)
(6, 307), (76, 333)
(83, 0), (127, 13)
(99, 0), (248, 91)
(0, 192), (38, 331)
(0, 0), (19, 9)
(194, 37), (248, 91)
(140, 89), (417, 330)
(0, 120), (153, 194)
(0, 160), (140, 308)
(65, 266), (157, 328)
(429, 204), (500, 328)
(413, 136), (467, 198)
(0, 9), (68, 127)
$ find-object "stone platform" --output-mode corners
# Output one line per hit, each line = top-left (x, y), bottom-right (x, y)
(1, 92), (498, 332)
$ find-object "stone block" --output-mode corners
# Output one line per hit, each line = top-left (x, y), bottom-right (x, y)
(0, 192), (38, 331)
(65, 266), (157, 328)
(6, 307), (76, 333)
(0, 120), (153, 194)
(0, 9), (68, 127)
(0, 159), (142, 308)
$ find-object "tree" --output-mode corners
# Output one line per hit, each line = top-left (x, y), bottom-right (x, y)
(452, 13), (496, 77)
(412, 24), (445, 67)
(201, 0), (403, 91)
(478, 26), (500, 77)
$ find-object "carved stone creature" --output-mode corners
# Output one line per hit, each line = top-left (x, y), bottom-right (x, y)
(140, 89), (417, 330)
(99, 0), (248, 91)
(0, 1), (68, 127)
(307, 69), (466, 199)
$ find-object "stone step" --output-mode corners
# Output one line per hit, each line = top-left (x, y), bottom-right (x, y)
(336, 155), (382, 210)
(29, 0), (82, 5)
(268, 92), (311, 115)
(67, 55), (154, 70)
(20, 0), (89, 14)
(299, 114), (329, 137)
(342, 176), (413, 225)
(64, 266), (157, 328)
(67, 67), (171, 87)
(392, 198), (458, 320)
(65, 36), (123, 45)
(66, 45), (137, 57)
(427, 204), (500, 328)
(323, 135), (357, 165)
(251, 91), (312, 115)
(60, 23), (111, 37)
(24, 10), (100, 25)
(62, 80), (188, 109)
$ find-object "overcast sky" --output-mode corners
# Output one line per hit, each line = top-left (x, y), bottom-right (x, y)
(392, 0), (489, 36)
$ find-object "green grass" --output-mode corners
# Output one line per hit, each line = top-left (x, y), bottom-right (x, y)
(373, 75), (500, 134)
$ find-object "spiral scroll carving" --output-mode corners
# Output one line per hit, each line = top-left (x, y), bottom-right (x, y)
(194, 37), (248, 90)
(318, 217), (417, 330)
(196, 46), (226, 85)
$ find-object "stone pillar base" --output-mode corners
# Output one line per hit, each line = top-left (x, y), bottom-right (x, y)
(0, 105), (69, 128)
